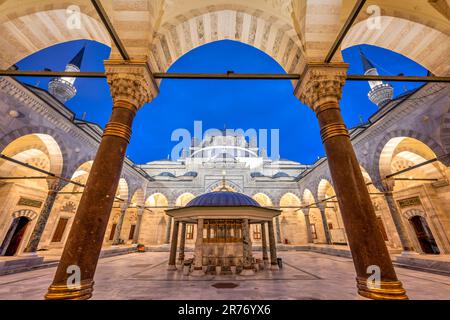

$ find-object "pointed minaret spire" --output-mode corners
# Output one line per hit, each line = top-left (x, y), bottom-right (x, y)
(359, 48), (376, 73)
(68, 45), (86, 69)
(48, 44), (87, 104)
(359, 48), (393, 108)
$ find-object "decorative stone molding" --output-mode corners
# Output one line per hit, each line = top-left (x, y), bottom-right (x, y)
(294, 63), (349, 111)
(104, 60), (159, 108)
(12, 209), (38, 220)
(403, 208), (426, 220)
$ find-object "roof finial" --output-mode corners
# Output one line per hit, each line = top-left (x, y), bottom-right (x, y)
(219, 170), (228, 191)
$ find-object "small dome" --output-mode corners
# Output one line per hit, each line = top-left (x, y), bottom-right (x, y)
(186, 191), (260, 207)
(157, 172), (176, 178)
(272, 172), (290, 178)
(183, 171), (198, 177)
(250, 172), (264, 178)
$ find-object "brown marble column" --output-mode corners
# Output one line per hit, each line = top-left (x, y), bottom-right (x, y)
(275, 216), (282, 243)
(178, 222), (186, 264)
(268, 220), (279, 270)
(192, 218), (204, 276)
(132, 207), (144, 244)
(112, 203), (128, 245)
(165, 216), (173, 244)
(24, 176), (63, 253)
(379, 180), (414, 252)
(45, 60), (157, 300)
(302, 208), (314, 244)
(260, 222), (269, 265)
(295, 63), (407, 299)
(317, 202), (332, 244)
(241, 219), (254, 275)
(168, 220), (180, 270)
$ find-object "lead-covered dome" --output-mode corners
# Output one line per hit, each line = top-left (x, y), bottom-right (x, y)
(186, 191), (260, 207)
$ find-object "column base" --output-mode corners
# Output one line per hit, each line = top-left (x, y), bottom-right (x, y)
(20, 251), (39, 257)
(190, 267), (205, 277)
(270, 263), (279, 271)
(240, 268), (255, 276)
(167, 264), (177, 271)
(356, 277), (408, 300)
(400, 250), (419, 257)
(45, 280), (94, 300)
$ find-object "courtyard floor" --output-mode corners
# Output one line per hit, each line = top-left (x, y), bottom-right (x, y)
(0, 251), (449, 300)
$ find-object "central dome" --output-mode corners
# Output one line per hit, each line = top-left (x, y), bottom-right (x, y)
(186, 191), (261, 207)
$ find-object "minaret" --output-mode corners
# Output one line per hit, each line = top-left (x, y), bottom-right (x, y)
(48, 45), (86, 103)
(359, 48), (393, 108)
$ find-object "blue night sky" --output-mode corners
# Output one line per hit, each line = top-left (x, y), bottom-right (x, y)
(15, 40), (427, 165)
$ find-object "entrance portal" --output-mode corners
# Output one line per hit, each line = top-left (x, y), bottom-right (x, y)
(0, 217), (31, 256)
(410, 216), (440, 254)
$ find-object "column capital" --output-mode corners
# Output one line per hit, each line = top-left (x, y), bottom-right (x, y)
(104, 60), (159, 109)
(119, 201), (128, 211)
(46, 176), (63, 193)
(301, 207), (310, 216)
(136, 207), (145, 216)
(374, 178), (395, 193)
(294, 63), (349, 112)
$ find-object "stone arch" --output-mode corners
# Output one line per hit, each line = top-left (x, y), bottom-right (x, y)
(342, 15), (450, 76)
(130, 188), (145, 207)
(0, 4), (110, 68)
(403, 208), (426, 220)
(115, 178), (129, 203)
(316, 178), (334, 202)
(0, 133), (64, 192)
(12, 209), (38, 221)
(145, 193), (169, 208)
(373, 130), (446, 183)
(302, 188), (315, 206)
(206, 180), (241, 193)
(252, 192), (273, 207)
(0, 127), (71, 177)
(279, 192), (301, 207)
(70, 160), (93, 181)
(175, 193), (195, 207)
(150, 4), (305, 76)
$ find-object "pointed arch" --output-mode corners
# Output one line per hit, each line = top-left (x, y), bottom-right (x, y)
(252, 192), (273, 206)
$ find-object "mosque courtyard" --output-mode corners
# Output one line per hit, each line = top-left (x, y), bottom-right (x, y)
(0, 251), (448, 300)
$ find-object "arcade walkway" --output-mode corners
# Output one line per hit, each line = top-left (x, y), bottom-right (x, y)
(0, 251), (449, 300)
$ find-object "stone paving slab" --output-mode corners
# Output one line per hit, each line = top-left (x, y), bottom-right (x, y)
(0, 251), (449, 300)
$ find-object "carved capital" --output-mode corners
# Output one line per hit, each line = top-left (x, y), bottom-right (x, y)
(104, 60), (159, 109)
(295, 63), (348, 111)
(46, 176), (63, 193)
(137, 207), (145, 216)
(375, 178), (395, 193)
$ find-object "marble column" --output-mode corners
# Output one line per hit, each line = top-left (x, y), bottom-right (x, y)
(317, 202), (332, 244)
(275, 216), (282, 243)
(178, 222), (186, 264)
(192, 218), (204, 276)
(261, 222), (269, 265)
(379, 180), (414, 252)
(295, 63), (407, 299)
(241, 219), (254, 275)
(168, 220), (179, 270)
(132, 207), (144, 244)
(303, 208), (314, 244)
(268, 220), (279, 270)
(165, 216), (172, 244)
(24, 176), (63, 253)
(45, 61), (158, 300)
(112, 202), (128, 245)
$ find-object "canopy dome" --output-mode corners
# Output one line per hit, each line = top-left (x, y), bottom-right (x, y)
(186, 191), (260, 207)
